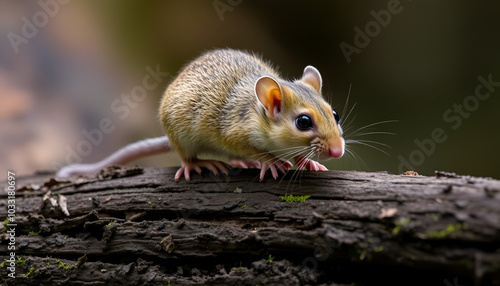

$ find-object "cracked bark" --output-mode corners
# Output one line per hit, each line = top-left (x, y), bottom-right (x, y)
(0, 167), (499, 286)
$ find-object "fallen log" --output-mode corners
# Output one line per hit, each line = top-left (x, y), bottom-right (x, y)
(1, 167), (499, 285)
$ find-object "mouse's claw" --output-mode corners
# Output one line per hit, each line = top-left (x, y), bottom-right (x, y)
(175, 159), (229, 181)
(293, 156), (328, 171)
(259, 159), (293, 181)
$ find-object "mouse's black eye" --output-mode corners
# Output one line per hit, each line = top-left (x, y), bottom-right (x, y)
(332, 109), (340, 123)
(295, 115), (313, 130)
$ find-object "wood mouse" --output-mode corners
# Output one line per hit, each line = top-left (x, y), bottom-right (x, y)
(56, 49), (344, 181)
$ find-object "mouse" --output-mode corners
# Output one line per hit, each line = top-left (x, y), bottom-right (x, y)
(56, 49), (344, 181)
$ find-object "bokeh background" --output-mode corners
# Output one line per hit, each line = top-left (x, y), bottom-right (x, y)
(1, 0), (499, 179)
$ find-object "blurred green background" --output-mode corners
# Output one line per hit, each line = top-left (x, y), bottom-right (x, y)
(1, 0), (499, 179)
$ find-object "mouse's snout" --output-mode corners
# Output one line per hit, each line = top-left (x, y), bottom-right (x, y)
(312, 137), (344, 160)
(325, 136), (345, 159)
(329, 146), (344, 158)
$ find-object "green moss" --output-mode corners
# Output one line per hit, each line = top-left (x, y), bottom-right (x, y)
(106, 220), (115, 226)
(426, 214), (439, 222)
(359, 251), (367, 261)
(421, 223), (462, 239)
(16, 257), (27, 266)
(265, 254), (274, 263)
(392, 218), (410, 235)
(280, 194), (310, 203)
(28, 231), (39, 236)
(235, 261), (247, 271)
(24, 266), (35, 277)
(240, 205), (249, 210)
(355, 243), (384, 261)
(0, 259), (7, 268)
(3, 220), (9, 227)
(148, 201), (152, 205)
(59, 262), (71, 270)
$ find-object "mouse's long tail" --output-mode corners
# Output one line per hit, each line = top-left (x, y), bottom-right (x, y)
(56, 136), (171, 178)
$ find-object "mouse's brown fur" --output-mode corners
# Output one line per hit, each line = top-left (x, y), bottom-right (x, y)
(160, 49), (344, 180)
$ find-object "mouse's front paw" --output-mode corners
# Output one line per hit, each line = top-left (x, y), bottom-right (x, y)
(293, 156), (328, 171)
(259, 158), (293, 180)
(175, 159), (229, 181)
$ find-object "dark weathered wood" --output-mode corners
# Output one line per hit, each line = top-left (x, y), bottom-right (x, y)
(1, 167), (499, 285)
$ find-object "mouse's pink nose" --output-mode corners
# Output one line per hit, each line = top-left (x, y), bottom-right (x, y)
(329, 146), (343, 158)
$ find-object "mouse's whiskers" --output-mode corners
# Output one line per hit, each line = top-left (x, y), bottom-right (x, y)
(251, 146), (307, 157)
(342, 115), (397, 170)
(346, 120), (397, 137)
(343, 147), (369, 170)
(250, 146), (305, 163)
(340, 102), (358, 134)
(345, 139), (391, 156)
(285, 148), (316, 194)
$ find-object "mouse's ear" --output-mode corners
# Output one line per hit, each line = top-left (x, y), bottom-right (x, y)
(301, 66), (322, 94)
(255, 76), (283, 120)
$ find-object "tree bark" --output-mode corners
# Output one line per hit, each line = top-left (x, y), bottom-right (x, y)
(1, 167), (499, 286)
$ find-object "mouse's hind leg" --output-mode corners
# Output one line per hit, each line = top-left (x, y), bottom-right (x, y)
(170, 141), (229, 181)
(175, 159), (229, 181)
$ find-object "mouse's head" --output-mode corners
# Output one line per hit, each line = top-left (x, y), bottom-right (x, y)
(254, 66), (344, 162)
